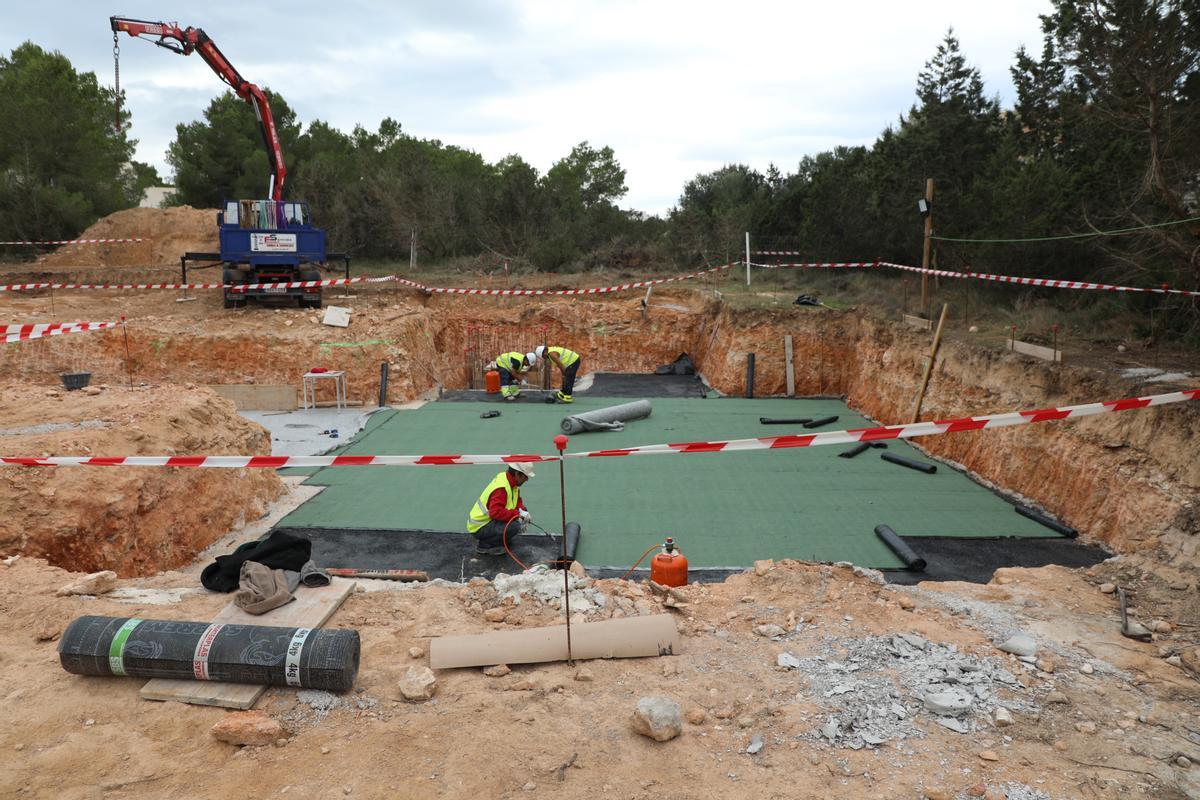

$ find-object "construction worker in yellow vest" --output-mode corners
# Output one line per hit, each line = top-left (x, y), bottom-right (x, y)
(467, 462), (534, 556)
(535, 345), (580, 404)
(495, 351), (538, 401)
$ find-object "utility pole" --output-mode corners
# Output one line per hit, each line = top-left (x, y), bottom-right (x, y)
(745, 232), (751, 286)
(409, 230), (417, 271)
(920, 178), (934, 315)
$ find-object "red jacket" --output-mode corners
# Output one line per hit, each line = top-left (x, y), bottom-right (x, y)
(487, 472), (527, 523)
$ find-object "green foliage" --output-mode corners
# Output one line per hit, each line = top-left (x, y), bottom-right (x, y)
(0, 42), (147, 244)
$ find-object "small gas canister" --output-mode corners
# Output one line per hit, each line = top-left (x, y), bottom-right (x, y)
(649, 537), (688, 587)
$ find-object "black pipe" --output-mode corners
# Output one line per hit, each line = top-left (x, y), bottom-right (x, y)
(803, 415), (839, 429)
(378, 362), (389, 408)
(1014, 505), (1078, 539)
(551, 521), (582, 569)
(881, 452), (937, 474)
(745, 353), (755, 398)
(838, 442), (871, 459)
(874, 524), (927, 571)
(759, 417), (812, 425)
(59, 616), (360, 691)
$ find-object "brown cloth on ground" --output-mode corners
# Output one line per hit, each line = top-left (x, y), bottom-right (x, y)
(234, 561), (295, 615)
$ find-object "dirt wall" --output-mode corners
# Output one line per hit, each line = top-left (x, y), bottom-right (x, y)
(0, 383), (284, 576)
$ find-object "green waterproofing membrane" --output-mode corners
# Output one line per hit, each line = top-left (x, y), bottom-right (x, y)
(278, 398), (1055, 569)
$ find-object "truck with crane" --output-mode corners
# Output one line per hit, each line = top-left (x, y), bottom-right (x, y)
(110, 16), (346, 308)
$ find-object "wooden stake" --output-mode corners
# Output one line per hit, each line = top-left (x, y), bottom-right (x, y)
(910, 303), (948, 423)
(920, 178), (934, 315)
(120, 316), (134, 390)
(784, 335), (795, 397)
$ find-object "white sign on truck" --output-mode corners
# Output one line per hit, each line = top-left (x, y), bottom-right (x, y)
(250, 233), (298, 252)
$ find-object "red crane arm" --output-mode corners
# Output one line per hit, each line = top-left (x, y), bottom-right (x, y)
(110, 16), (287, 201)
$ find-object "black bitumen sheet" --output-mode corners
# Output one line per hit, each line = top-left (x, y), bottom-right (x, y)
(881, 536), (1110, 585)
(439, 372), (708, 402)
(273, 526), (570, 582)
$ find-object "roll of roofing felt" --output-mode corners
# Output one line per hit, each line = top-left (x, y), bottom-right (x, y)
(803, 415), (839, 428)
(58, 616), (360, 691)
(838, 442), (871, 459)
(560, 400), (652, 434)
(1014, 505), (1078, 538)
(759, 418), (812, 425)
(881, 452), (937, 474)
(874, 524), (927, 571)
(550, 521), (583, 569)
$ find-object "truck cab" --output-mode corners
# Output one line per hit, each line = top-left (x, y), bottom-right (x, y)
(218, 199), (326, 309)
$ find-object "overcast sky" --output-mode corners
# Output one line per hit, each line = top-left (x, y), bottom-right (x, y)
(6, 1), (1050, 215)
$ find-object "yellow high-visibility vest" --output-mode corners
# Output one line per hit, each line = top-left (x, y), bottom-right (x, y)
(547, 346), (579, 368)
(467, 471), (519, 533)
(496, 352), (526, 373)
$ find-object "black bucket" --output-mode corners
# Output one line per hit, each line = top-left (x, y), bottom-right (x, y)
(58, 615), (360, 692)
(60, 372), (91, 391)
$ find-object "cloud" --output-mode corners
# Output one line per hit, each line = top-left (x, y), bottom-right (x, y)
(4, 0), (1050, 214)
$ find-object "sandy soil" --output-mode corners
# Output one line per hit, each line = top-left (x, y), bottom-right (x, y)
(1, 554), (1198, 800)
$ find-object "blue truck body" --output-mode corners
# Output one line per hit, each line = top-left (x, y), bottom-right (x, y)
(217, 200), (326, 308)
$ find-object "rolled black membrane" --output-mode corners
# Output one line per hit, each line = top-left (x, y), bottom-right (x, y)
(759, 417), (812, 425)
(874, 524), (927, 571)
(803, 415), (839, 429)
(59, 616), (360, 692)
(881, 452), (937, 474)
(548, 521), (582, 568)
(1014, 505), (1078, 538)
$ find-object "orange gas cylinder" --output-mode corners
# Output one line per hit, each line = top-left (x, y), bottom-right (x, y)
(650, 537), (688, 587)
(485, 370), (501, 394)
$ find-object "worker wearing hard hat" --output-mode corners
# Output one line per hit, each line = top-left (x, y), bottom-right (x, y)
(536, 345), (581, 404)
(495, 351), (539, 401)
(467, 462), (535, 556)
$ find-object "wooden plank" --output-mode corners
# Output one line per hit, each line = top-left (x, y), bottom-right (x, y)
(1007, 340), (1063, 363)
(784, 335), (795, 397)
(902, 314), (932, 331)
(140, 577), (356, 709)
(207, 384), (297, 411)
(430, 614), (679, 669)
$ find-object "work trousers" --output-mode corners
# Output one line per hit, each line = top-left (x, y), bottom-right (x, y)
(498, 367), (520, 398)
(560, 360), (579, 396)
(472, 518), (525, 549)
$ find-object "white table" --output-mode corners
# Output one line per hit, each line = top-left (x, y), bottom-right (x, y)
(302, 370), (346, 410)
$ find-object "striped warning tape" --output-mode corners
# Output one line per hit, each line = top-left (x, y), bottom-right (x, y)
(878, 261), (1200, 297)
(394, 263), (734, 296)
(2, 387), (1194, 467)
(3, 321), (119, 344)
(749, 261), (876, 270)
(0, 238), (144, 246)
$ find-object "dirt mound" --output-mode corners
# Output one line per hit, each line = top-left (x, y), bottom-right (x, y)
(0, 382), (283, 576)
(35, 206), (218, 270)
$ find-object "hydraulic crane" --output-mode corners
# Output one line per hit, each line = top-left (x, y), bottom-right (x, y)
(110, 16), (287, 200)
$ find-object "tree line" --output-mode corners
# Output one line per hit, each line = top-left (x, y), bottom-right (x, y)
(3, 1), (1198, 306)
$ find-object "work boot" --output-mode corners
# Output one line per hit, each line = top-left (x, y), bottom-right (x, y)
(475, 545), (505, 556)
(556, 391), (573, 404)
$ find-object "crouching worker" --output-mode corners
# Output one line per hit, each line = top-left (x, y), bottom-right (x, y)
(496, 351), (538, 401)
(535, 344), (580, 403)
(467, 462), (535, 556)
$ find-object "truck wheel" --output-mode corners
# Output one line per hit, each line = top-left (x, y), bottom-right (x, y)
(300, 269), (322, 308)
(223, 268), (247, 309)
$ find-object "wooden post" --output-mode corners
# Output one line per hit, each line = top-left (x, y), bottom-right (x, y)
(784, 335), (795, 397)
(910, 303), (948, 423)
(920, 178), (934, 315)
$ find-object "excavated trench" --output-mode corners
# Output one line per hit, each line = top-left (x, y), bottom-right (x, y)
(3, 287), (1197, 576)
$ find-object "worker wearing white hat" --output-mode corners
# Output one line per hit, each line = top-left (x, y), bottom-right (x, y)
(467, 462), (535, 556)
(495, 351), (539, 401)
(535, 345), (581, 404)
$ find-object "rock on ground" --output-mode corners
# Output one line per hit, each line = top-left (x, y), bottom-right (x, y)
(56, 571), (118, 596)
(210, 711), (285, 746)
(630, 696), (682, 742)
(399, 666), (437, 701)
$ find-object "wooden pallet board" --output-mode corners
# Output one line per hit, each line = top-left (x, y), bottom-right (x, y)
(139, 577), (356, 709)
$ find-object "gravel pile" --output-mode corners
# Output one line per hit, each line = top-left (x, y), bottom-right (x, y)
(787, 633), (1026, 749)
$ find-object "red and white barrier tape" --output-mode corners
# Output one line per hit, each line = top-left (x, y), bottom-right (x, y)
(749, 261), (876, 270)
(3, 387), (1194, 468)
(0, 275), (384, 293)
(3, 321), (118, 344)
(879, 261), (1200, 298)
(0, 238), (144, 246)
(392, 263), (736, 296)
